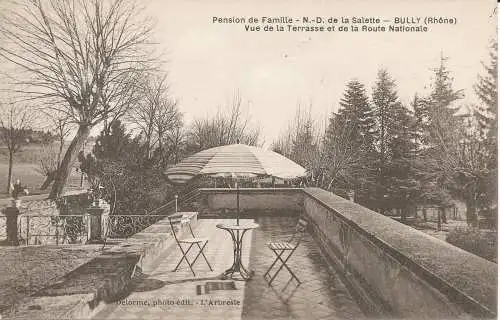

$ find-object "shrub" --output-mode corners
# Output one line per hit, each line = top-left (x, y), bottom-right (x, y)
(79, 121), (178, 217)
(446, 227), (497, 263)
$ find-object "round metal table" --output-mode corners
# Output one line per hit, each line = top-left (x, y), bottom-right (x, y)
(216, 222), (259, 280)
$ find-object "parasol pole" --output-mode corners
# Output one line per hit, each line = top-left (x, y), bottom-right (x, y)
(236, 180), (240, 225)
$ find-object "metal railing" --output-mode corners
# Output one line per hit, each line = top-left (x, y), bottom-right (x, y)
(105, 214), (167, 238)
(0, 188), (203, 245)
(0, 215), (6, 242)
(104, 188), (201, 239)
(146, 188), (201, 216)
(18, 214), (88, 245)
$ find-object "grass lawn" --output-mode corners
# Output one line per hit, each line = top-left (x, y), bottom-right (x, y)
(410, 219), (497, 263)
(0, 144), (86, 198)
(0, 142), (103, 314)
(0, 245), (103, 314)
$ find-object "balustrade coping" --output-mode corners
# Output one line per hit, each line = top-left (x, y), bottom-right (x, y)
(0, 214), (87, 218)
(302, 187), (497, 317)
(199, 187), (304, 191)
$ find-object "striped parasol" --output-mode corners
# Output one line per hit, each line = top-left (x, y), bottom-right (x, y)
(164, 143), (306, 224)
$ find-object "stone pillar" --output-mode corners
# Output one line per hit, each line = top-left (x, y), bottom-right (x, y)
(4, 207), (20, 245)
(101, 203), (110, 241)
(86, 206), (105, 244)
(347, 190), (355, 202)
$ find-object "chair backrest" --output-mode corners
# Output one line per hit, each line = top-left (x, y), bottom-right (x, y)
(296, 218), (308, 232)
(289, 218), (308, 246)
(168, 213), (193, 242)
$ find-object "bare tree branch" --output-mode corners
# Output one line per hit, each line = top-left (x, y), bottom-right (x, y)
(0, 0), (159, 198)
(0, 103), (34, 193)
(187, 91), (262, 152)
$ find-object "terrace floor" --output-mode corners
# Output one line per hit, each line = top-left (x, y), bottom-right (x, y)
(92, 217), (366, 320)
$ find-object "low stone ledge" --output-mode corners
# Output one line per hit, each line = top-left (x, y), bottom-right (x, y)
(303, 188), (497, 318)
(198, 187), (303, 194)
(3, 212), (198, 320)
(0, 190), (89, 211)
(198, 188), (304, 217)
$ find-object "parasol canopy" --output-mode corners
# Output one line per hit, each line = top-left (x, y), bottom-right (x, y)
(164, 143), (306, 225)
(164, 143), (306, 185)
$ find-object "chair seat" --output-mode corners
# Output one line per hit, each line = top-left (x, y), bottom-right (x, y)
(264, 218), (308, 285)
(179, 237), (208, 244)
(268, 241), (295, 250)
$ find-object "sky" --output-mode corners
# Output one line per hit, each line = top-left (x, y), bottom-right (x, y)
(0, 0), (496, 146)
(142, 0), (497, 147)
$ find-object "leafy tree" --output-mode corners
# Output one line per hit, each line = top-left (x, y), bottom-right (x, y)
(474, 42), (498, 142)
(323, 80), (377, 207)
(410, 94), (427, 156)
(79, 120), (174, 216)
(337, 80), (376, 146)
(384, 104), (419, 215)
(372, 69), (400, 166)
(414, 55), (495, 226)
(460, 41), (499, 226)
(426, 54), (465, 148)
(473, 41), (497, 211)
(0, 0), (157, 199)
(370, 69), (419, 213)
(372, 69), (401, 208)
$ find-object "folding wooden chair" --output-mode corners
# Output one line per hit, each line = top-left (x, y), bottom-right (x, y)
(264, 218), (308, 285)
(168, 213), (213, 276)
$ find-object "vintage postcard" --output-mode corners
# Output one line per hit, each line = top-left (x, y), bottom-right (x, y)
(0, 0), (497, 319)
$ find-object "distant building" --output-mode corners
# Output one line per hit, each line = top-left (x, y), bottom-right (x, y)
(414, 200), (467, 221)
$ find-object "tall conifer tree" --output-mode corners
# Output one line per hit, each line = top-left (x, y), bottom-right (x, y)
(323, 80), (377, 207)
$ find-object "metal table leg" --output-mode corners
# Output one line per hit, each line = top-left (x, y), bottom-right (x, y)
(220, 229), (254, 280)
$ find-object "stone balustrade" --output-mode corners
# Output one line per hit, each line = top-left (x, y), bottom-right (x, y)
(198, 187), (497, 318)
(0, 191), (110, 245)
(2, 187), (497, 319)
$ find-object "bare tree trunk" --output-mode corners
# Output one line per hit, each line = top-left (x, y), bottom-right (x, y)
(327, 179), (334, 191)
(466, 198), (477, 227)
(401, 206), (407, 223)
(158, 131), (163, 162)
(146, 134), (151, 159)
(49, 125), (90, 199)
(103, 116), (110, 136)
(6, 150), (13, 194)
(57, 137), (65, 168)
(437, 208), (442, 231)
(40, 171), (56, 190)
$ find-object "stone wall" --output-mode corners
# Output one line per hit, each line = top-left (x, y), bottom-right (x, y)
(198, 188), (303, 217)
(0, 191), (90, 214)
(303, 188), (497, 318)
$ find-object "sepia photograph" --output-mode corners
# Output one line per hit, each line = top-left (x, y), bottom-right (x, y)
(0, 0), (497, 319)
